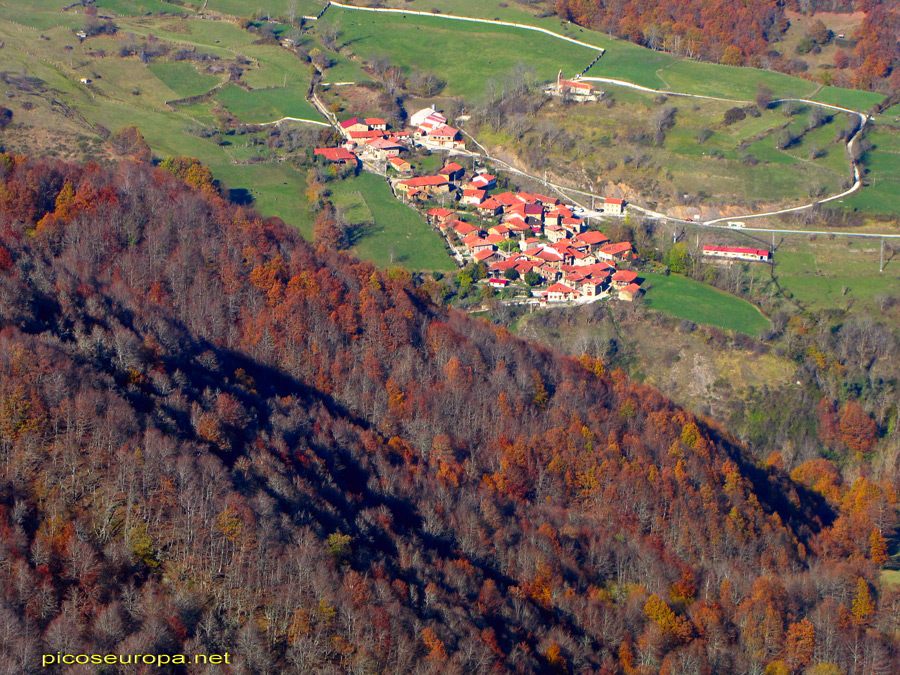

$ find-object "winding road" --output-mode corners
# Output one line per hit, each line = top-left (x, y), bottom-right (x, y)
(300, 1), (897, 239)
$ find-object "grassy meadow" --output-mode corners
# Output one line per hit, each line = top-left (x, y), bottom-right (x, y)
(765, 234), (900, 311)
(642, 272), (771, 335)
(482, 83), (858, 208)
(328, 173), (455, 270)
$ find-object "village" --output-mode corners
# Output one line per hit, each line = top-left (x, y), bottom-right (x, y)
(314, 81), (771, 305)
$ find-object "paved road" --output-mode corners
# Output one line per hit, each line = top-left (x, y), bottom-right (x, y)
(295, 5), (897, 240)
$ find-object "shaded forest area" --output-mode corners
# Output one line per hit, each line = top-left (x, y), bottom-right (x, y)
(552, 0), (900, 93)
(0, 155), (897, 673)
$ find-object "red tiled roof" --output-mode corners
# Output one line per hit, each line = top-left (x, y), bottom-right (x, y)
(703, 245), (770, 256)
(493, 192), (520, 207)
(348, 130), (386, 140)
(463, 188), (486, 199)
(537, 249), (564, 262)
(389, 156), (410, 166)
(340, 116), (362, 128)
(366, 137), (404, 149)
(314, 147), (357, 162)
(600, 242), (634, 255)
(560, 79), (595, 91)
(604, 197), (624, 205)
(400, 175), (448, 188)
(478, 198), (502, 210)
(427, 207), (454, 219)
(523, 204), (543, 216)
(576, 231), (610, 244)
(612, 269), (638, 283)
(484, 234), (505, 245)
(429, 125), (460, 138)
(620, 283), (642, 294)
(547, 282), (576, 294)
(439, 162), (464, 174)
(474, 249), (496, 261)
(364, 117), (386, 125)
(454, 222), (479, 235)
(505, 217), (530, 231)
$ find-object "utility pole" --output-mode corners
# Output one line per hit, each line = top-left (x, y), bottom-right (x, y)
(880, 238), (884, 273)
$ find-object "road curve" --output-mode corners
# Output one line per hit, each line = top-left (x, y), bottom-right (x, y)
(323, 1), (605, 53)
(303, 3), (890, 238)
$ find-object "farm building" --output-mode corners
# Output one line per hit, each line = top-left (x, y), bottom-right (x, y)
(549, 72), (601, 102)
(602, 198), (624, 215)
(597, 242), (634, 262)
(477, 198), (503, 217)
(314, 148), (359, 166)
(395, 175), (451, 196)
(423, 125), (465, 150)
(471, 173), (497, 190)
(340, 117), (372, 135)
(365, 138), (406, 160)
(702, 246), (770, 262)
(546, 282), (579, 302)
(439, 162), (465, 182)
(618, 283), (643, 302)
(461, 188), (486, 206)
(611, 269), (639, 288)
(388, 156), (412, 173)
(410, 107), (447, 129)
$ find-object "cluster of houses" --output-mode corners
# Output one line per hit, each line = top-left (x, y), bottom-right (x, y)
(418, 165), (639, 303)
(313, 107), (467, 169)
(314, 109), (640, 304)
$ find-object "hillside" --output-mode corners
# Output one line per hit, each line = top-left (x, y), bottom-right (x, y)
(0, 155), (895, 673)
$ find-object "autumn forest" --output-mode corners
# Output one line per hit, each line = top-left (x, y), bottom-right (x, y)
(0, 153), (893, 674)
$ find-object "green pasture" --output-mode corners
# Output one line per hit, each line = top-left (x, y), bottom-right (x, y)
(237, 44), (312, 88)
(769, 237), (900, 310)
(94, 0), (192, 16)
(811, 86), (885, 113)
(0, 0), (83, 30)
(215, 83), (319, 123)
(322, 7), (601, 101)
(836, 127), (900, 214)
(547, 84), (850, 204)
(205, 0), (324, 19)
(642, 272), (771, 335)
(173, 100), (221, 126)
(210, 162), (315, 233)
(328, 173), (454, 270)
(149, 61), (221, 98)
(320, 51), (372, 84)
(661, 61), (817, 101)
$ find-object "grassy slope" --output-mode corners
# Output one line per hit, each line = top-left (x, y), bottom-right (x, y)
(215, 83), (319, 122)
(642, 272), (771, 335)
(521, 84), (852, 205)
(147, 61), (222, 98)
(837, 125), (900, 215)
(812, 86), (885, 111)
(329, 173), (454, 271)
(323, 8), (601, 101)
(768, 235), (900, 311)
